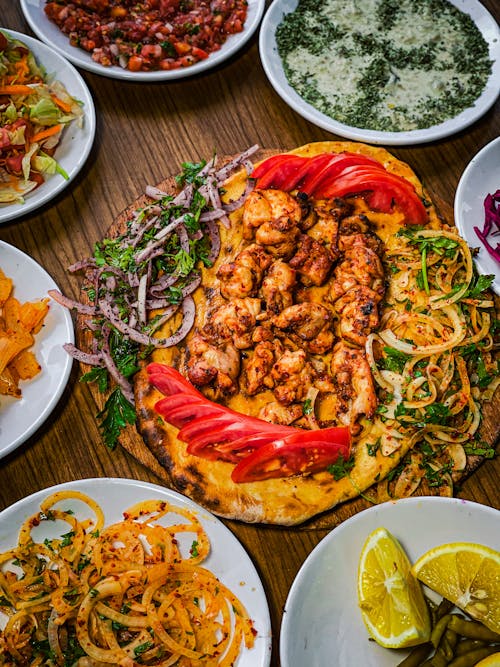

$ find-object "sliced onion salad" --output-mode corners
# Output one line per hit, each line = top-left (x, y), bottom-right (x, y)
(49, 146), (259, 404)
(365, 222), (498, 501)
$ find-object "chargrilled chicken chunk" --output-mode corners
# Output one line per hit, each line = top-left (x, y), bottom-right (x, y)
(254, 216), (301, 259)
(271, 348), (316, 405)
(186, 334), (240, 395)
(289, 234), (335, 286)
(338, 229), (384, 256)
(260, 259), (296, 314)
(307, 198), (353, 247)
(203, 297), (262, 350)
(272, 302), (335, 354)
(330, 341), (377, 434)
(217, 243), (271, 299)
(245, 339), (283, 395)
(330, 240), (385, 301)
(242, 189), (303, 240)
(333, 285), (382, 347)
(258, 401), (304, 426)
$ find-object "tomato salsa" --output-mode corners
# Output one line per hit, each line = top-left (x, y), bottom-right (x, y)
(44, 0), (249, 72)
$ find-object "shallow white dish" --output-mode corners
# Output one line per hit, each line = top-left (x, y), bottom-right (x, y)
(0, 241), (74, 459)
(0, 477), (272, 666)
(455, 136), (500, 294)
(280, 496), (500, 667)
(21, 0), (266, 81)
(259, 0), (500, 146)
(0, 30), (96, 225)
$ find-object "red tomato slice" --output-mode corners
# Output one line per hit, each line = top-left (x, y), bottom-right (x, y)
(231, 429), (351, 483)
(313, 166), (428, 225)
(251, 154), (298, 179)
(254, 155), (309, 190)
(277, 153), (333, 191)
(300, 152), (385, 195)
(147, 363), (203, 397)
(148, 364), (352, 482)
(154, 395), (218, 429)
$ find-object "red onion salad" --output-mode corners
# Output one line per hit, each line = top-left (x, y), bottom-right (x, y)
(474, 189), (500, 262)
(49, 146), (259, 407)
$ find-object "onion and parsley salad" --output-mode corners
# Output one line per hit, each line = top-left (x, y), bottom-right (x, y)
(49, 146), (258, 447)
(0, 30), (84, 204)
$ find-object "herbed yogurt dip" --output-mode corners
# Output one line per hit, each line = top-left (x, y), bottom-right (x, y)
(276, 0), (492, 132)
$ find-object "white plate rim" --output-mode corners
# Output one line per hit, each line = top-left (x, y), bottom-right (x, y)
(454, 135), (500, 294)
(0, 477), (272, 667)
(279, 496), (500, 667)
(259, 0), (500, 146)
(0, 241), (74, 459)
(20, 0), (266, 82)
(0, 29), (96, 224)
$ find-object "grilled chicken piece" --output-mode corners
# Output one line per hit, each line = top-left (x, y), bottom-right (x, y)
(260, 259), (296, 314)
(272, 302), (335, 354)
(330, 341), (377, 434)
(245, 339), (282, 395)
(333, 285), (382, 347)
(289, 234), (335, 286)
(258, 401), (303, 425)
(307, 198), (353, 247)
(254, 216), (301, 259)
(330, 241), (385, 301)
(338, 229), (384, 256)
(217, 243), (271, 299)
(271, 348), (316, 406)
(242, 189), (303, 240)
(186, 334), (240, 395)
(203, 297), (262, 350)
(338, 213), (371, 236)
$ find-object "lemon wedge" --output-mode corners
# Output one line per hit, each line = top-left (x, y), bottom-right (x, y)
(411, 542), (500, 634)
(357, 527), (431, 648)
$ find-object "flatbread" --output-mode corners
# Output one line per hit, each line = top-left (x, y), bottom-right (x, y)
(77, 141), (498, 526)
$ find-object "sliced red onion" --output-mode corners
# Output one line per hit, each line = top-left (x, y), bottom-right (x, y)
(48, 289), (96, 315)
(177, 224), (190, 253)
(137, 273), (149, 324)
(206, 219), (221, 264)
(63, 343), (103, 366)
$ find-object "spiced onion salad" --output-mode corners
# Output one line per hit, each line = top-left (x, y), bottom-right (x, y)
(364, 226), (499, 501)
(0, 490), (256, 665)
(49, 147), (258, 446)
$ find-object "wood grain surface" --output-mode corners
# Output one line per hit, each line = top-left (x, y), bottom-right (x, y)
(1, 3), (499, 665)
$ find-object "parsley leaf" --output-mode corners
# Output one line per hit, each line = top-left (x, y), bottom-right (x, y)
(327, 455), (355, 480)
(96, 388), (136, 449)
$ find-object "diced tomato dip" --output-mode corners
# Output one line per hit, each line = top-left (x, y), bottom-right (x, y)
(44, 0), (249, 72)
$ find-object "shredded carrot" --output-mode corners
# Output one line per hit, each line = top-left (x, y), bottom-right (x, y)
(50, 94), (72, 113)
(31, 124), (63, 143)
(0, 84), (33, 95)
(13, 56), (31, 84)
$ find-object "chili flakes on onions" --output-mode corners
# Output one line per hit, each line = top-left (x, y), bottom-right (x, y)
(44, 0), (249, 72)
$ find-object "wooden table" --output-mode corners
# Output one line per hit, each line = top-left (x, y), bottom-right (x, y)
(1, 3), (499, 665)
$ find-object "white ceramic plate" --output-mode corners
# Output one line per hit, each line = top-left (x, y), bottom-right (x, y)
(259, 0), (500, 146)
(0, 477), (272, 666)
(20, 0), (266, 81)
(280, 497), (500, 667)
(0, 241), (74, 459)
(455, 136), (500, 294)
(0, 30), (96, 224)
